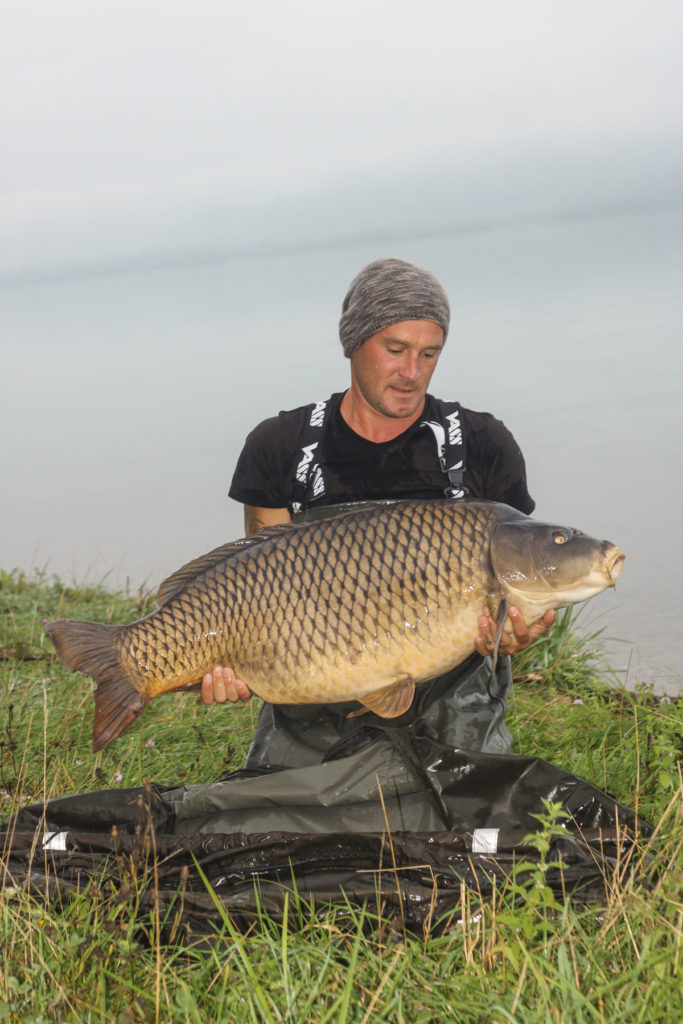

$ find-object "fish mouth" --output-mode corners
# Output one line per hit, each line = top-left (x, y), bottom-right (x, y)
(604, 546), (626, 586)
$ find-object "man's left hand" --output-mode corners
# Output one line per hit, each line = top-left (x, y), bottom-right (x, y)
(475, 606), (556, 658)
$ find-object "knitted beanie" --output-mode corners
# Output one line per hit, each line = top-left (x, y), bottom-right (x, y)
(339, 257), (450, 357)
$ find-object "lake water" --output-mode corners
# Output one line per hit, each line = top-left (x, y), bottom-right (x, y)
(1, 206), (681, 692)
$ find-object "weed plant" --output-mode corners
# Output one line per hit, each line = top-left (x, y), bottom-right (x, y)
(1, 571), (681, 1023)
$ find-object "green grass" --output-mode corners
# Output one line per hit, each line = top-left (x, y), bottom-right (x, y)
(1, 570), (681, 1023)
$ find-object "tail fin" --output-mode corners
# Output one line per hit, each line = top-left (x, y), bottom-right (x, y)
(45, 619), (147, 752)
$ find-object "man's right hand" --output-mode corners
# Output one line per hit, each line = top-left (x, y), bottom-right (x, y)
(201, 665), (253, 704)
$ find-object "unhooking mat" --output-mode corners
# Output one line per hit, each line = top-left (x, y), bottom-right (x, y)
(0, 731), (650, 936)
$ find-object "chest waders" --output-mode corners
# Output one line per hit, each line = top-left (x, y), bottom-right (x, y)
(244, 399), (513, 775)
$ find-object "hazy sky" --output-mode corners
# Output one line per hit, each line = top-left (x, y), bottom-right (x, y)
(3, 1), (682, 276)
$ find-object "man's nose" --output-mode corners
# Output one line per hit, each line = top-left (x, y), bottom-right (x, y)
(398, 355), (420, 380)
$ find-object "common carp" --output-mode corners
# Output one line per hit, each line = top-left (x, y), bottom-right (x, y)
(45, 500), (624, 752)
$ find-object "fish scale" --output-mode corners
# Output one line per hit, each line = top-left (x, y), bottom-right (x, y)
(131, 501), (464, 699)
(45, 499), (625, 751)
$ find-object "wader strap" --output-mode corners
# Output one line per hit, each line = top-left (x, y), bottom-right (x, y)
(420, 400), (467, 499)
(290, 400), (328, 515)
(291, 396), (468, 514)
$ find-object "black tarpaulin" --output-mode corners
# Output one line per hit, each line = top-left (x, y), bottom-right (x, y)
(1, 737), (650, 935)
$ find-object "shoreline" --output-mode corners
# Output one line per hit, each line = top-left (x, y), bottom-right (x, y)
(2, 565), (680, 698)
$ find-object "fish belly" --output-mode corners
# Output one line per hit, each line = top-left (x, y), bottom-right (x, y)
(244, 600), (484, 705)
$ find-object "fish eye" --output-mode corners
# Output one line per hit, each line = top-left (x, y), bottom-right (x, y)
(552, 530), (569, 544)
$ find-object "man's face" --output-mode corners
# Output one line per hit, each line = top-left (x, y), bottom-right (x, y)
(349, 319), (444, 420)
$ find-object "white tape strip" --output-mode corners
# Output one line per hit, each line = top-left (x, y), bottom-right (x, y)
(471, 828), (499, 854)
(42, 831), (69, 851)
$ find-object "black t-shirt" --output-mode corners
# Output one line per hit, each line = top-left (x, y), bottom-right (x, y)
(229, 393), (535, 515)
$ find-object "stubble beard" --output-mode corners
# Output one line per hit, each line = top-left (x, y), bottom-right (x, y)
(376, 383), (425, 420)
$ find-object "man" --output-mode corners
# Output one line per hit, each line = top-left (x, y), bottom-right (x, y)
(202, 257), (554, 766)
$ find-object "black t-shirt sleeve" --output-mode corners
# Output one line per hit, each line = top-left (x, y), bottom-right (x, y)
(229, 411), (304, 508)
(465, 411), (535, 514)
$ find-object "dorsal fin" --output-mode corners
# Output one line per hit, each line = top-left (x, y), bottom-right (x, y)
(156, 523), (299, 606)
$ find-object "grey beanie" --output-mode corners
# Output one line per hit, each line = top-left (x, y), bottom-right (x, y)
(339, 257), (450, 357)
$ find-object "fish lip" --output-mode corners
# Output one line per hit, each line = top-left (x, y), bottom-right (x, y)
(605, 546), (625, 585)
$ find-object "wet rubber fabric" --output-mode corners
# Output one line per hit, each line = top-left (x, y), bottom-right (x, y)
(245, 653), (513, 769)
(2, 737), (649, 936)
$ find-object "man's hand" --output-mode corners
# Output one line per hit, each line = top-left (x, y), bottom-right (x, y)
(201, 665), (253, 704)
(475, 606), (556, 658)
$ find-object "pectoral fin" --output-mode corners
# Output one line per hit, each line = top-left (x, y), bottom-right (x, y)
(348, 676), (416, 719)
